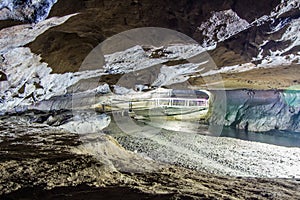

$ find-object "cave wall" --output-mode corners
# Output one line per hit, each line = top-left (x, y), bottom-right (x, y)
(210, 90), (300, 132)
(25, 0), (280, 73)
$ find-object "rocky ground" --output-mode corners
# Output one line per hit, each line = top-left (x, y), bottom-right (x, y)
(1, 113), (300, 199)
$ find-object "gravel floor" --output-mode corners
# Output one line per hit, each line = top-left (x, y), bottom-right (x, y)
(107, 120), (300, 178)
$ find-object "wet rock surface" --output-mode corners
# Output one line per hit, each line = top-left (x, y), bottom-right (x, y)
(210, 89), (300, 132)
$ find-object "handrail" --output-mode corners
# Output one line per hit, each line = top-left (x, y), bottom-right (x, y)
(146, 97), (209, 107)
(148, 97), (208, 101)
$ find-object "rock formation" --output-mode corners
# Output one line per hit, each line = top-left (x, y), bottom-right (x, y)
(210, 89), (300, 132)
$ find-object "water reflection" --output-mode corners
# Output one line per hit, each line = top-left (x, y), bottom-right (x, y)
(130, 116), (300, 148)
(220, 127), (300, 148)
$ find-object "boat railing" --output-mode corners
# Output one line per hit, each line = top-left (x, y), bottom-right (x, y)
(147, 97), (209, 108)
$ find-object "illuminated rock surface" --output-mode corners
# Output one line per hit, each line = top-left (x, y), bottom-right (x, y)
(0, 0), (300, 199)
